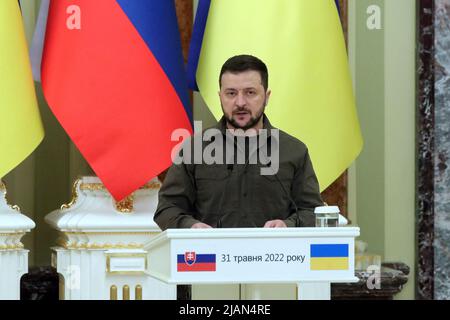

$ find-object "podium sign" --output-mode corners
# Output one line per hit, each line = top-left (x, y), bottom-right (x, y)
(144, 227), (359, 299)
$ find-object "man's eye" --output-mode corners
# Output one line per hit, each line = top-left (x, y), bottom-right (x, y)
(247, 91), (256, 95)
(226, 92), (236, 97)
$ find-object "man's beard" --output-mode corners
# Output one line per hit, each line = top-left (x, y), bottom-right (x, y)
(223, 103), (266, 130)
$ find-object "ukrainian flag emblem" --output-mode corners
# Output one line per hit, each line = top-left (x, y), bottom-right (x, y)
(310, 244), (349, 271)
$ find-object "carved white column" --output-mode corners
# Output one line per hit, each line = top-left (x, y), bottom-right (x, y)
(45, 176), (176, 300)
(0, 181), (35, 300)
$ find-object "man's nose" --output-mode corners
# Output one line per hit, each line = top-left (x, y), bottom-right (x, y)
(235, 92), (246, 107)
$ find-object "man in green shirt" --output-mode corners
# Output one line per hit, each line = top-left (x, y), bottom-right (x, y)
(154, 55), (323, 230)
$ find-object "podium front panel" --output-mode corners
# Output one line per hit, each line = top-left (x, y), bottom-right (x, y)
(145, 228), (359, 285)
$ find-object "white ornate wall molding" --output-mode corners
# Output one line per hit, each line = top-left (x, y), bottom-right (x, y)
(45, 176), (176, 300)
(0, 180), (36, 300)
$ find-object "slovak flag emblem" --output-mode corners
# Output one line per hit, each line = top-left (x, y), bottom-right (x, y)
(177, 252), (216, 272)
(184, 251), (196, 266)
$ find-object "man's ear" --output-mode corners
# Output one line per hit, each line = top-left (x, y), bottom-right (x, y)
(265, 90), (272, 106)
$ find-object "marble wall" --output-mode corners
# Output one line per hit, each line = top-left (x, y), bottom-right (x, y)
(417, 0), (435, 300)
(433, 0), (450, 300)
(418, 0), (450, 300)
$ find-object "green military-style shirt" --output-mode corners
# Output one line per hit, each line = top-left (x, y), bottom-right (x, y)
(154, 115), (323, 229)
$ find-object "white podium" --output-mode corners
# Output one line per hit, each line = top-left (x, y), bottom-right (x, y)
(144, 227), (360, 300)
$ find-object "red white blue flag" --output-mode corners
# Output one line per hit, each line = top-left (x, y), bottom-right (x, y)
(41, 0), (192, 200)
(177, 253), (216, 272)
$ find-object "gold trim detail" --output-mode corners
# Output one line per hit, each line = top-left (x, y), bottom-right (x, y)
(56, 231), (159, 249)
(79, 181), (161, 192)
(79, 183), (106, 192)
(135, 285), (142, 300)
(61, 179), (81, 210)
(70, 179), (161, 214)
(122, 285), (130, 300)
(140, 181), (162, 189)
(9, 205), (20, 212)
(110, 285), (118, 300)
(0, 232), (25, 236)
(0, 181), (21, 212)
(0, 243), (25, 250)
(115, 194), (134, 213)
(61, 242), (144, 250)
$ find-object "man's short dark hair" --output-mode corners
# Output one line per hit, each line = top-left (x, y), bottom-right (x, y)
(219, 54), (268, 91)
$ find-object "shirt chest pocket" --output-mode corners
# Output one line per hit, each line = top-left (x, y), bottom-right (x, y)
(259, 166), (294, 184)
(252, 165), (295, 206)
(194, 165), (230, 201)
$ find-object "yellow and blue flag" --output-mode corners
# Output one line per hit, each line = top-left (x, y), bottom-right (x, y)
(188, 0), (363, 190)
(310, 244), (349, 270)
(0, 0), (44, 178)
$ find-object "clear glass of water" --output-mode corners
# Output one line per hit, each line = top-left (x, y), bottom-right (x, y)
(314, 206), (340, 227)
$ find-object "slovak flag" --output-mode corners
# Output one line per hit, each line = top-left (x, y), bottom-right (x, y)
(41, 0), (192, 200)
(177, 252), (216, 272)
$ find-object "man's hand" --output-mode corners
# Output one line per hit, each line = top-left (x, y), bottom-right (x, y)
(191, 222), (213, 229)
(263, 219), (287, 228)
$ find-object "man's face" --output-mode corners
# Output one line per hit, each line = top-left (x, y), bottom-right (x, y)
(219, 70), (271, 130)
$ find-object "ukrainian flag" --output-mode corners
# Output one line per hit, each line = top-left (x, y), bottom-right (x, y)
(310, 244), (349, 271)
(189, 0), (363, 191)
(0, 0), (44, 178)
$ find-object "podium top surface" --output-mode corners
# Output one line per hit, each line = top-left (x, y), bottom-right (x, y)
(145, 227), (360, 248)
